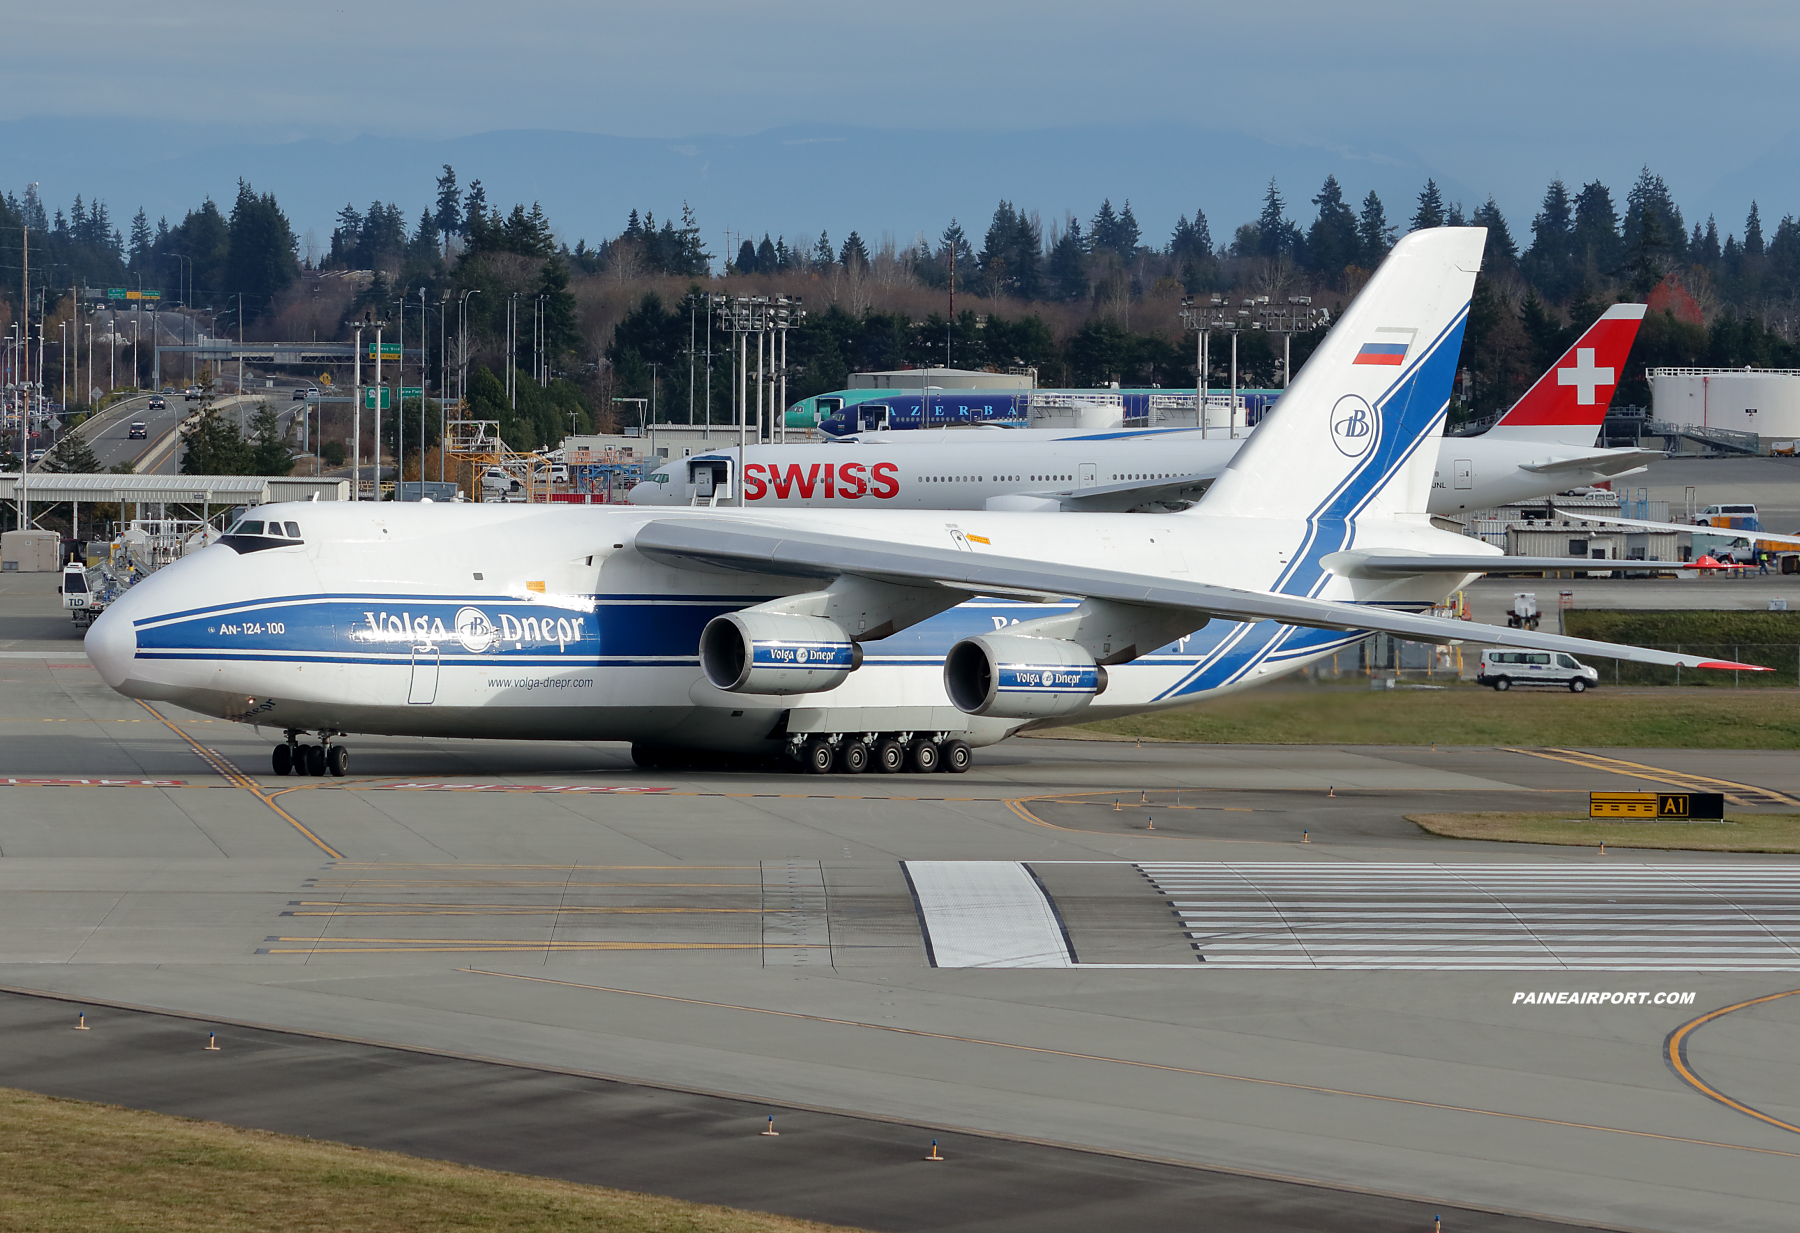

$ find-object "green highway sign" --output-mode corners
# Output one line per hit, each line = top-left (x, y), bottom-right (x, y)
(363, 387), (392, 410)
(368, 343), (401, 360)
(107, 288), (126, 299)
(400, 386), (423, 399)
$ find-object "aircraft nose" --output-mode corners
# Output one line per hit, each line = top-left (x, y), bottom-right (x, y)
(85, 601), (138, 691)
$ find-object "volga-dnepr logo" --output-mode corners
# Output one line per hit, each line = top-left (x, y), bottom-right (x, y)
(455, 606), (497, 652)
(1329, 394), (1376, 458)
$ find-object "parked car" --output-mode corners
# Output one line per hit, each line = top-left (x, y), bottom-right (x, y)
(1477, 650), (1599, 693)
(128, 422), (148, 440)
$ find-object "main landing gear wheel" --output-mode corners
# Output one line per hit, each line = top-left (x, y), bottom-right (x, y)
(326, 745), (349, 777)
(303, 745), (328, 777)
(271, 744), (293, 776)
(802, 738), (835, 775)
(1493, 677), (1511, 691)
(838, 739), (869, 775)
(873, 738), (906, 774)
(907, 738), (940, 774)
(940, 739), (972, 774)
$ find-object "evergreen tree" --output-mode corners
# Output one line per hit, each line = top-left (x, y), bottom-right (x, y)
(1519, 289), (1570, 375)
(1305, 175), (1359, 280)
(813, 231), (834, 267)
(1623, 167), (1685, 263)
(1410, 179), (1446, 231)
(408, 209), (441, 264)
(1046, 219), (1088, 300)
(225, 179), (299, 326)
(1572, 181), (1623, 276)
(756, 234), (777, 274)
(1470, 197), (1518, 272)
(1115, 200), (1141, 255)
(462, 180), (488, 237)
(179, 404), (252, 474)
(1357, 191), (1394, 267)
(1089, 199), (1125, 255)
(839, 231), (870, 271)
(1745, 202), (1765, 257)
(735, 239), (758, 273)
(1256, 179), (1300, 259)
(41, 429), (101, 474)
(434, 165), (461, 239)
(1523, 178), (1576, 298)
(128, 209), (153, 269)
(247, 403), (295, 475)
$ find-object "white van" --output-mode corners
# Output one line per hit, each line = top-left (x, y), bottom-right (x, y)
(1477, 650), (1600, 692)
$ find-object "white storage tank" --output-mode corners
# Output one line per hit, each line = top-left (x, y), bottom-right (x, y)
(1650, 367), (1800, 436)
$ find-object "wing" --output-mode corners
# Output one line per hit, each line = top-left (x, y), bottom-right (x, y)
(1518, 448), (1663, 476)
(991, 471), (1216, 513)
(632, 517), (1767, 672)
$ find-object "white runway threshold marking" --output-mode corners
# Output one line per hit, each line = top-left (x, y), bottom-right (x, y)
(905, 861), (1073, 968)
(1140, 862), (1800, 970)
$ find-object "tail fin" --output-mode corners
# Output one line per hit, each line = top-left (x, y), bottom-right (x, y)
(1196, 227), (1483, 526)
(1484, 303), (1646, 448)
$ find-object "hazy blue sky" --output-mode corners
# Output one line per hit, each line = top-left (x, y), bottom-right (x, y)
(11, 1), (1799, 248)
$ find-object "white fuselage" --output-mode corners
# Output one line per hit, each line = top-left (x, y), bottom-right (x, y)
(630, 429), (1644, 515)
(87, 500), (1473, 753)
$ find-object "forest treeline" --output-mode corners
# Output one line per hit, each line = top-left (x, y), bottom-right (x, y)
(3, 163), (1798, 448)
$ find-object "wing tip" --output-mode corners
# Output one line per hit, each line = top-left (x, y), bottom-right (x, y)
(1696, 660), (1774, 672)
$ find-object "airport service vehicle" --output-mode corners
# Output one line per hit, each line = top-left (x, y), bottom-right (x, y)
(1477, 649), (1598, 692)
(480, 466), (523, 501)
(630, 304), (1656, 517)
(1506, 592), (1540, 630)
(128, 422), (148, 440)
(1694, 503), (1759, 531)
(60, 562), (114, 628)
(85, 230), (1761, 779)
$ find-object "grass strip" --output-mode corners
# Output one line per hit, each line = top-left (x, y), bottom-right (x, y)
(1408, 812), (1800, 853)
(0, 1086), (859, 1233)
(1060, 687), (1800, 749)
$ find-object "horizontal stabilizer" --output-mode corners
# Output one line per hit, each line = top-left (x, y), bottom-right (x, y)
(1549, 508), (1800, 552)
(998, 471), (1216, 513)
(633, 517), (1769, 673)
(1518, 448), (1663, 476)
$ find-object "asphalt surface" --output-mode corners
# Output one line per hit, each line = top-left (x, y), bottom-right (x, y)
(0, 990), (1583, 1233)
(2, 573), (1799, 1231)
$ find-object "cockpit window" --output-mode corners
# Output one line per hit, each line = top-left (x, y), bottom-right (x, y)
(284, 521), (301, 538)
(234, 520), (264, 535)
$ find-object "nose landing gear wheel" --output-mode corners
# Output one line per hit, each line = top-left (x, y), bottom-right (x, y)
(326, 745), (349, 777)
(303, 744), (328, 777)
(271, 744), (293, 776)
(907, 739), (940, 774)
(939, 739), (972, 773)
(873, 738), (905, 774)
(802, 739), (834, 775)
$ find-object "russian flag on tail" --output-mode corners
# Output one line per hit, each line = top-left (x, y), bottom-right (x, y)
(1352, 327), (1418, 366)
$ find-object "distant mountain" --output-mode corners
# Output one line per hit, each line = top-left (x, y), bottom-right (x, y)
(3, 119), (1465, 260)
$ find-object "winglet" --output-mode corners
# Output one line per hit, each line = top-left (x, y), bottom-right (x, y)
(1486, 303), (1647, 448)
(1698, 660), (1774, 672)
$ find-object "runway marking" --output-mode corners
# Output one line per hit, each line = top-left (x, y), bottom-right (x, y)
(367, 782), (675, 794)
(1006, 790), (1288, 844)
(259, 939), (790, 954)
(1506, 747), (1800, 809)
(461, 969), (1800, 1161)
(0, 778), (187, 787)
(1665, 988), (1800, 1136)
(1140, 862), (1800, 969)
(282, 904), (758, 917)
(333, 783), (998, 803)
(134, 700), (345, 859)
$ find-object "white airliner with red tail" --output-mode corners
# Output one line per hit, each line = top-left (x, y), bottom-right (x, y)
(84, 231), (1761, 779)
(629, 304), (1656, 516)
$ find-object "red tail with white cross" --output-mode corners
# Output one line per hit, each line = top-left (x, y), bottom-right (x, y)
(1485, 303), (1647, 448)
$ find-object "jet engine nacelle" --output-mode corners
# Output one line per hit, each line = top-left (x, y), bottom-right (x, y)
(699, 611), (861, 695)
(944, 633), (1107, 719)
